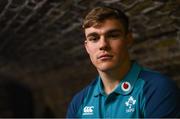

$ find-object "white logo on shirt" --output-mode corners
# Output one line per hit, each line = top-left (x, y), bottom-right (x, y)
(82, 106), (94, 115)
(125, 96), (136, 113)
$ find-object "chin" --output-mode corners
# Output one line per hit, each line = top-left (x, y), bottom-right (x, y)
(97, 64), (116, 72)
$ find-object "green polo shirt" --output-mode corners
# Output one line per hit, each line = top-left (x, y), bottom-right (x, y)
(67, 62), (180, 118)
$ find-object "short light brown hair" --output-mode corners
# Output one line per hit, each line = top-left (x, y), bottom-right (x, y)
(82, 6), (129, 33)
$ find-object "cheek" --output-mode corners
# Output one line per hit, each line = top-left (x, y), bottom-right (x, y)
(89, 51), (98, 66)
(111, 42), (123, 52)
(112, 43), (127, 57)
(86, 45), (97, 59)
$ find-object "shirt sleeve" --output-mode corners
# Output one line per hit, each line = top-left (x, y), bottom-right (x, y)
(142, 74), (180, 118)
(66, 85), (90, 118)
(66, 99), (77, 118)
(66, 92), (84, 118)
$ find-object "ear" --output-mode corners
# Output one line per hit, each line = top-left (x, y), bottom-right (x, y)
(84, 40), (90, 54)
(126, 32), (134, 48)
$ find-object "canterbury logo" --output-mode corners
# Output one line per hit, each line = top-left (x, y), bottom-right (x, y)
(82, 106), (94, 115)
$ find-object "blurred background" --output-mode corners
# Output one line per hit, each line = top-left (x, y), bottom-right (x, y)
(0, 0), (179, 117)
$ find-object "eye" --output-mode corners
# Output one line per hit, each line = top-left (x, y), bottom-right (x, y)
(87, 36), (99, 42)
(108, 33), (121, 38)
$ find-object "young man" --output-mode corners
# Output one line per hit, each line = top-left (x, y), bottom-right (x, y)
(66, 6), (180, 118)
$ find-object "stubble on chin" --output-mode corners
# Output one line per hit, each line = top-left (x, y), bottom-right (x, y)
(95, 61), (117, 72)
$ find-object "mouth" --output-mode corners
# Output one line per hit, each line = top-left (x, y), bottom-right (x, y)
(98, 54), (113, 60)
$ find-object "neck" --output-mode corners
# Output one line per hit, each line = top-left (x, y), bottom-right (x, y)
(98, 60), (131, 95)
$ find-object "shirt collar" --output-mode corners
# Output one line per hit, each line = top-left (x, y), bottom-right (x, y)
(93, 62), (141, 96)
(114, 62), (141, 95)
(94, 77), (105, 97)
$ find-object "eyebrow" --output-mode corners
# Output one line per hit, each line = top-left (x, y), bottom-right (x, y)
(86, 32), (99, 38)
(86, 28), (123, 38)
(106, 29), (123, 34)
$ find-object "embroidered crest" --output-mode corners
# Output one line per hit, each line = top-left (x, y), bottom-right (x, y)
(125, 96), (136, 113)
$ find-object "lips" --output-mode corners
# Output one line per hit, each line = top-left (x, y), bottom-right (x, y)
(98, 54), (113, 60)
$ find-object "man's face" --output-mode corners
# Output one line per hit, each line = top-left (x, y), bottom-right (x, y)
(84, 18), (133, 72)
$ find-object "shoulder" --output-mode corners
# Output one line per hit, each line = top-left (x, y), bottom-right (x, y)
(66, 78), (98, 118)
(139, 68), (178, 91)
(71, 78), (98, 106)
(139, 68), (180, 117)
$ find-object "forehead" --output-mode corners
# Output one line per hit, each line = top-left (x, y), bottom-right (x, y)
(85, 18), (125, 36)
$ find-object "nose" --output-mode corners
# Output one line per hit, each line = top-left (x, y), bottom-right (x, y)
(99, 37), (110, 51)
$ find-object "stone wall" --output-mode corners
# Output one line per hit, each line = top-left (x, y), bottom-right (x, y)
(0, 0), (179, 117)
